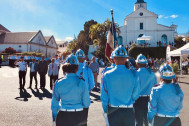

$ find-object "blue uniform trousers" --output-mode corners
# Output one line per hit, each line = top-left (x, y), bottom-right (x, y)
(56, 110), (86, 126)
(134, 96), (149, 126)
(108, 106), (135, 126)
(154, 116), (181, 126)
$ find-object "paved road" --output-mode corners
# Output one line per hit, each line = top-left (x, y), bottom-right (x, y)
(0, 66), (188, 126)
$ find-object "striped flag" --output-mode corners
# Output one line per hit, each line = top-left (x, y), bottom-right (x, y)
(105, 9), (117, 62)
(105, 28), (114, 62)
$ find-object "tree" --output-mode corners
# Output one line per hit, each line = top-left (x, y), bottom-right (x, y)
(89, 18), (120, 60)
(174, 37), (185, 48)
(2, 47), (16, 54)
(67, 20), (97, 54)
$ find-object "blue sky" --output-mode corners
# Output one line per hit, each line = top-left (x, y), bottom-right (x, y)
(0, 0), (189, 41)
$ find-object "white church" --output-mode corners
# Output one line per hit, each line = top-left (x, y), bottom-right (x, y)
(119, 0), (177, 47)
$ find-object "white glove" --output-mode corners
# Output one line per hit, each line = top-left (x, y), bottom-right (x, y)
(103, 113), (109, 126)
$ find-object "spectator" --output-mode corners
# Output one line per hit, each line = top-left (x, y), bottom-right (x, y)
(14, 56), (27, 89)
(89, 56), (99, 89)
(38, 56), (48, 89)
(28, 59), (38, 89)
(182, 59), (188, 74)
(48, 58), (59, 90)
(55, 55), (61, 71)
(155, 58), (159, 69)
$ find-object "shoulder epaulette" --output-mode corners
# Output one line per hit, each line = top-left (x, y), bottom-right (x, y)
(153, 84), (160, 87)
(79, 76), (85, 81)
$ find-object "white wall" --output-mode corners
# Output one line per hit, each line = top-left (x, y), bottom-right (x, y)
(29, 44), (46, 54)
(0, 44), (28, 52)
(47, 47), (57, 57)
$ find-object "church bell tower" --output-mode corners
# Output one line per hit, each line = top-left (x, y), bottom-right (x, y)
(134, 0), (147, 11)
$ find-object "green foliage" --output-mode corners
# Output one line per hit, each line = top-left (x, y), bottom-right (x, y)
(129, 46), (166, 59)
(89, 18), (120, 60)
(21, 52), (43, 57)
(170, 62), (179, 75)
(67, 20), (98, 54)
(67, 40), (77, 52)
(174, 37), (185, 48)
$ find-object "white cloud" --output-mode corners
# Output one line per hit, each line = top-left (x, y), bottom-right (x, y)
(42, 28), (57, 36)
(159, 15), (164, 19)
(4, 0), (44, 13)
(55, 38), (63, 41)
(170, 15), (179, 18)
(164, 16), (169, 19)
(64, 37), (74, 41)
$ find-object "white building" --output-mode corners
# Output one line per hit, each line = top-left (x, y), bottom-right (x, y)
(119, 0), (177, 47)
(45, 36), (58, 57)
(0, 24), (58, 57)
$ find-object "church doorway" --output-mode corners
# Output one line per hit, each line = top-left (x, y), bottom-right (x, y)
(161, 34), (167, 46)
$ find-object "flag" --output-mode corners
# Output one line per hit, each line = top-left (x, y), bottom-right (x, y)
(105, 9), (117, 62)
(111, 16), (117, 48)
(105, 28), (114, 62)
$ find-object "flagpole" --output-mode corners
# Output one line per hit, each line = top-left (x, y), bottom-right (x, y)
(110, 9), (115, 48)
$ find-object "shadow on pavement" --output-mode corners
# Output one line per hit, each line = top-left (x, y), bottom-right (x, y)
(90, 91), (101, 102)
(30, 89), (43, 100)
(15, 89), (32, 102)
(179, 81), (189, 85)
(41, 88), (52, 99)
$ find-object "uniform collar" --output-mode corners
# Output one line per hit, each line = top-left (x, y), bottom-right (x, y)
(111, 63), (116, 67)
(66, 73), (78, 77)
(115, 65), (127, 68)
(139, 67), (146, 70)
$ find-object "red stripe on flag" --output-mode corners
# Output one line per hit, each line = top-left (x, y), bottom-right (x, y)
(105, 43), (113, 62)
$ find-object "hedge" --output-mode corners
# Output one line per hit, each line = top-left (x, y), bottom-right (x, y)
(128, 46), (166, 59)
(0, 52), (43, 57)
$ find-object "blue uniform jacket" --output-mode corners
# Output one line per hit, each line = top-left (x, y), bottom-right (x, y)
(51, 73), (91, 121)
(76, 63), (95, 91)
(102, 64), (116, 74)
(101, 65), (140, 113)
(100, 63), (116, 84)
(29, 62), (38, 72)
(148, 83), (184, 122)
(136, 68), (157, 95)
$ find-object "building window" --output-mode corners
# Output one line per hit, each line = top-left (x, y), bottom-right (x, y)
(140, 23), (143, 30)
